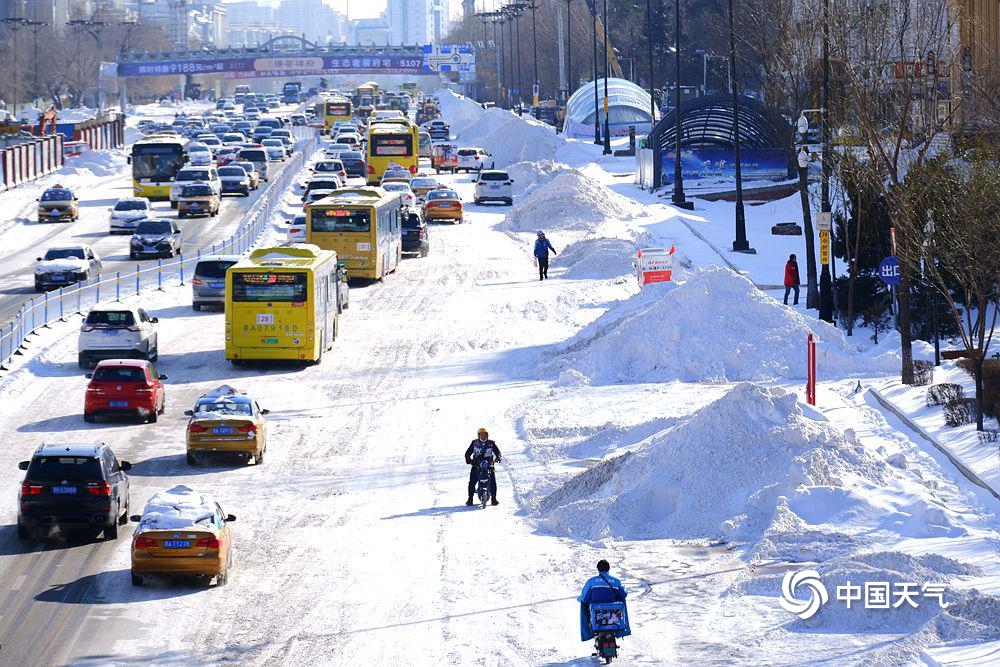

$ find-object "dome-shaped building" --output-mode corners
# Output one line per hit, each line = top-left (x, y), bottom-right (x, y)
(564, 78), (657, 140)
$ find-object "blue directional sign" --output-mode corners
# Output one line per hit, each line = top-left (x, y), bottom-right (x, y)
(878, 255), (901, 286)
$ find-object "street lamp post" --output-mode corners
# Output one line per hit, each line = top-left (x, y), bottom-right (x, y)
(2, 18), (29, 117)
(514, 5), (524, 111)
(588, 0), (600, 144)
(530, 0), (539, 117)
(645, 0), (655, 124)
(818, 0), (834, 322)
(566, 0), (573, 96)
(601, 0), (611, 154)
(670, 1), (692, 209)
(727, 0), (753, 253)
(26, 21), (50, 106)
(796, 143), (821, 310)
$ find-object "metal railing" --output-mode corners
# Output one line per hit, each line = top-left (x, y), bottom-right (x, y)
(0, 128), (319, 371)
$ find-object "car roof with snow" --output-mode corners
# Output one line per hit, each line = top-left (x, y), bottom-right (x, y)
(135, 485), (223, 532)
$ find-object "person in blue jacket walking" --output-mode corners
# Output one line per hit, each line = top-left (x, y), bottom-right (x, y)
(533, 230), (557, 280)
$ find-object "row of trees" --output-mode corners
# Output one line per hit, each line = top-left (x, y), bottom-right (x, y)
(0, 19), (181, 112)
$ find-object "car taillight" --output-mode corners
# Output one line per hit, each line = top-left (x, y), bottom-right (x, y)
(82, 325), (95, 332)
(21, 481), (43, 496)
(135, 384), (155, 393)
(87, 481), (111, 497)
(188, 423), (208, 433)
(192, 276), (204, 286)
(238, 424), (256, 439)
(134, 536), (157, 549)
(339, 171), (346, 178)
(196, 535), (221, 549)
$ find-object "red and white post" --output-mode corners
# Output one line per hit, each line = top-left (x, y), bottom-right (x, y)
(806, 333), (817, 405)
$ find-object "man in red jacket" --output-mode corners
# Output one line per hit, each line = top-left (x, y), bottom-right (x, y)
(784, 254), (800, 305)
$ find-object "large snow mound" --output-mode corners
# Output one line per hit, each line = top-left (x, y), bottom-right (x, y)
(62, 150), (127, 178)
(456, 111), (562, 166)
(546, 265), (901, 384)
(535, 383), (896, 541)
(434, 89), (488, 137)
(506, 159), (578, 197)
(502, 170), (648, 235)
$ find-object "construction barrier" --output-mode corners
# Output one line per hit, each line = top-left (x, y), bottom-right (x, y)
(0, 134), (64, 191)
(0, 126), (319, 371)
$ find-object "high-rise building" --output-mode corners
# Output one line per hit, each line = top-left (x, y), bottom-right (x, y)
(387, 0), (448, 46)
(275, 0), (343, 44)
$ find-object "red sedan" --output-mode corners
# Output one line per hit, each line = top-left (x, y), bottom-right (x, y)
(84, 359), (167, 424)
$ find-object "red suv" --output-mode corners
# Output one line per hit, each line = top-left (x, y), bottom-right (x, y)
(84, 359), (167, 423)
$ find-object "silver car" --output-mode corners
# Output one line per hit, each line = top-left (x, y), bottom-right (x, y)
(78, 304), (159, 369)
(35, 244), (102, 291)
(192, 254), (240, 311)
(109, 197), (153, 234)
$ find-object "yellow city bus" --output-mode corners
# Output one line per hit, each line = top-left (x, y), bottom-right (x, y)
(365, 122), (420, 184)
(306, 188), (402, 280)
(130, 136), (188, 199)
(321, 96), (353, 131)
(225, 244), (344, 364)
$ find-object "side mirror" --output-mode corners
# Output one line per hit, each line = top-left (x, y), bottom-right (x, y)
(184, 409), (193, 416)
(130, 514), (142, 522)
(18, 461), (29, 470)
(36, 257), (42, 262)
(260, 408), (270, 415)
(120, 461), (133, 471)
(225, 514), (237, 522)
(126, 156), (132, 164)
(150, 317), (159, 323)
(158, 374), (168, 380)
(85, 373), (93, 379)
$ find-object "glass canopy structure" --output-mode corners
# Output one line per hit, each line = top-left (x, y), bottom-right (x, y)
(564, 78), (657, 140)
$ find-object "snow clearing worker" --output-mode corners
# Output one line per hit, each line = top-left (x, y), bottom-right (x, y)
(533, 230), (557, 281)
(578, 559), (631, 642)
(465, 427), (502, 506)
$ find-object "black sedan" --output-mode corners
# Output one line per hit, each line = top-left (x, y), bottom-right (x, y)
(401, 207), (429, 257)
(340, 151), (366, 178)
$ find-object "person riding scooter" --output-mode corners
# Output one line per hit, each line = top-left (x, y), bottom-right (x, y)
(579, 559), (631, 644)
(465, 427), (502, 506)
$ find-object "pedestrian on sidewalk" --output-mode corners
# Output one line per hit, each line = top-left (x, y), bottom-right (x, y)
(534, 230), (557, 281)
(783, 253), (800, 305)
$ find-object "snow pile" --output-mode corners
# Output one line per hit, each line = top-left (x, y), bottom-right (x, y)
(62, 150), (128, 178)
(454, 108), (562, 167)
(547, 265), (901, 384)
(535, 383), (895, 541)
(506, 159), (577, 197)
(434, 89), (487, 137)
(502, 170), (648, 235)
(557, 237), (647, 281)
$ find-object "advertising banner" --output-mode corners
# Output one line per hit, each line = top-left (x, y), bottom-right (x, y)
(119, 54), (427, 78)
(660, 148), (790, 183)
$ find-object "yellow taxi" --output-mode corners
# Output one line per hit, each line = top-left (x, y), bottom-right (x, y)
(422, 188), (464, 224)
(177, 182), (221, 218)
(37, 185), (80, 222)
(130, 484), (235, 587)
(184, 385), (269, 465)
(409, 175), (440, 203)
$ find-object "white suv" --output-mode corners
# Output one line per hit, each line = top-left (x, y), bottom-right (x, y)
(474, 169), (514, 206)
(169, 165), (221, 208)
(78, 304), (159, 369)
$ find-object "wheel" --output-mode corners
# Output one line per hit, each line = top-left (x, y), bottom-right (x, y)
(474, 199), (481, 205)
(178, 211), (186, 219)
(170, 201), (177, 209)
(83, 413), (95, 423)
(192, 303), (201, 312)
(104, 519), (119, 540)
(186, 453), (197, 465)
(256, 448), (264, 465)
(131, 572), (143, 586)
(420, 246), (429, 258)
(78, 353), (88, 369)
(505, 198), (513, 206)
(147, 343), (158, 362)
(129, 252), (137, 260)
(16, 521), (29, 540)
(242, 189), (250, 197)
(119, 500), (129, 525)
(147, 409), (158, 424)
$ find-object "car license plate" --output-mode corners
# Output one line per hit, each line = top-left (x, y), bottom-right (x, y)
(109, 400), (129, 408)
(490, 186), (500, 190)
(401, 230), (409, 235)
(438, 203), (452, 208)
(209, 281), (224, 289)
(51, 274), (66, 281)
(163, 539), (190, 549)
(50, 210), (60, 217)
(189, 203), (200, 209)
(212, 427), (234, 435)
(51, 486), (77, 495)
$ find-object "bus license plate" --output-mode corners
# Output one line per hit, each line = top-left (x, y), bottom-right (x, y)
(212, 427), (234, 435)
(109, 400), (129, 408)
(163, 540), (190, 549)
(51, 486), (77, 495)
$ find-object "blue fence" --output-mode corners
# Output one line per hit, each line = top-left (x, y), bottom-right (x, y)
(0, 129), (320, 371)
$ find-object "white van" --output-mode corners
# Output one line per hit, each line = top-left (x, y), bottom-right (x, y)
(169, 165), (221, 208)
(473, 169), (513, 206)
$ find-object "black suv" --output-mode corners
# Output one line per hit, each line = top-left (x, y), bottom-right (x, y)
(401, 207), (429, 257)
(17, 443), (132, 540)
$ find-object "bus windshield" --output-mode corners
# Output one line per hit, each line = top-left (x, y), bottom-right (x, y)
(311, 209), (371, 233)
(132, 145), (186, 180)
(231, 272), (308, 302)
(371, 134), (412, 156)
(326, 101), (350, 116)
